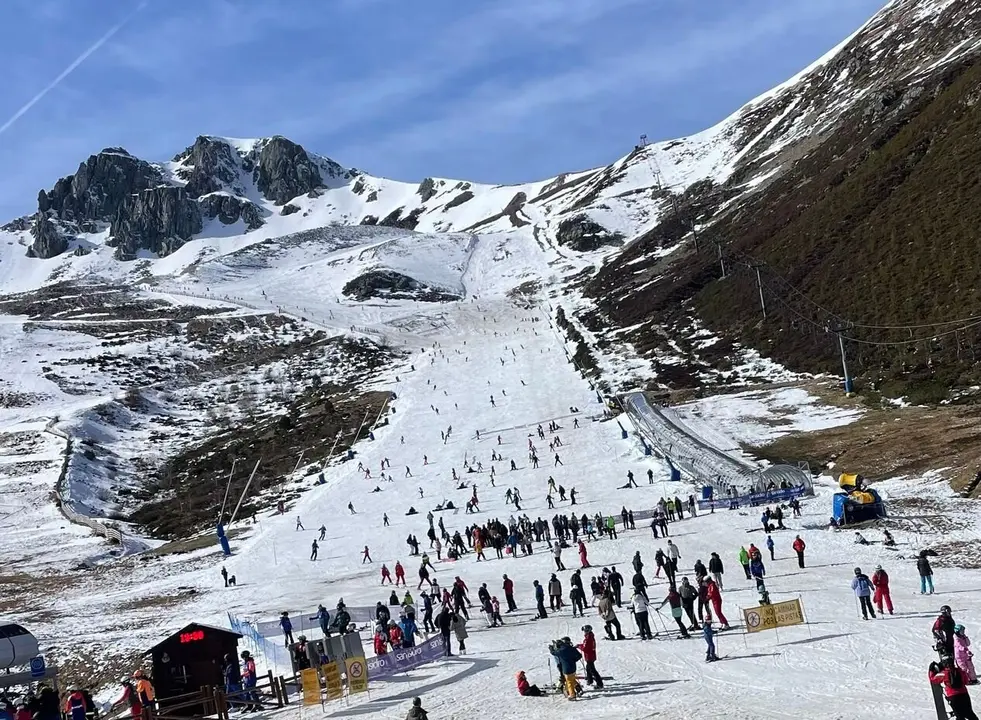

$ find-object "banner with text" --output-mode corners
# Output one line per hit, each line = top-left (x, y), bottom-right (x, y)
(366, 635), (445, 678)
(743, 599), (805, 634)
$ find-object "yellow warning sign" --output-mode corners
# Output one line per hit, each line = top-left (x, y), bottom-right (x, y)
(743, 598), (805, 633)
(322, 662), (343, 700)
(345, 656), (369, 694)
(300, 667), (321, 705)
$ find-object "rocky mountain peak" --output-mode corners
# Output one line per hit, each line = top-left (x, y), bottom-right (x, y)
(251, 135), (325, 205)
(173, 135), (246, 198)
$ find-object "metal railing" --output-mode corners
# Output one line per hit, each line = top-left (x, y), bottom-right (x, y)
(621, 392), (812, 496)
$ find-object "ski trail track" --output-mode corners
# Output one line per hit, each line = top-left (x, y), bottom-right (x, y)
(100, 231), (973, 718)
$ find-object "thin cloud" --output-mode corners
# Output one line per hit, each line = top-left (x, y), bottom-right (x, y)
(0, 0), (148, 138)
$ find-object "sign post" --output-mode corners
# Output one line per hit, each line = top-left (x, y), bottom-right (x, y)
(300, 668), (321, 707)
(322, 662), (343, 701)
(742, 598), (805, 634)
(345, 656), (369, 696)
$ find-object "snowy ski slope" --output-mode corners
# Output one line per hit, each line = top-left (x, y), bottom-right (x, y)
(62, 230), (972, 720)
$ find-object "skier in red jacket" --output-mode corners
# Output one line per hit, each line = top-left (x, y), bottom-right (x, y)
(395, 561), (406, 587)
(792, 536), (806, 568)
(381, 564), (392, 584)
(704, 578), (730, 629)
(930, 657), (979, 720)
(578, 540), (590, 568)
(577, 625), (604, 689)
(871, 564), (893, 615)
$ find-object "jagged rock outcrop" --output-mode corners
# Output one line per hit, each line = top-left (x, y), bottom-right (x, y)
(174, 136), (242, 197)
(342, 270), (460, 302)
(199, 194), (265, 229)
(38, 148), (162, 222)
(27, 212), (69, 258)
(253, 136), (323, 205)
(417, 178), (437, 202)
(555, 215), (623, 251)
(108, 187), (202, 260)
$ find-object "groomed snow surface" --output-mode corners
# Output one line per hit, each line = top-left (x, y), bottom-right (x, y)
(21, 232), (955, 720)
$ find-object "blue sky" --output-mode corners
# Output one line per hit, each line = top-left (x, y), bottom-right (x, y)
(0, 0), (888, 219)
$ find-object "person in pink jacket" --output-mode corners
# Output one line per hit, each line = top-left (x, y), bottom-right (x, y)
(955, 624), (978, 684)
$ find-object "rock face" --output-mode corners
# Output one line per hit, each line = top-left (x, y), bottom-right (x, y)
(174, 136), (243, 197)
(342, 270), (460, 302)
(253, 136), (323, 205)
(27, 213), (69, 259)
(108, 187), (203, 260)
(555, 215), (623, 251)
(37, 148), (162, 222)
(199, 194), (265, 229)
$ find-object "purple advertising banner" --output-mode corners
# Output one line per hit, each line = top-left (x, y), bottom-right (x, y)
(366, 635), (445, 679)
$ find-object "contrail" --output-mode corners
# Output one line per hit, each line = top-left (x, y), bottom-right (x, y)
(0, 0), (149, 138)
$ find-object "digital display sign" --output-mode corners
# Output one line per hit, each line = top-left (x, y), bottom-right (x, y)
(179, 630), (205, 644)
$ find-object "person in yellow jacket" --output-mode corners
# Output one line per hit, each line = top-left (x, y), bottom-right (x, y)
(133, 669), (155, 709)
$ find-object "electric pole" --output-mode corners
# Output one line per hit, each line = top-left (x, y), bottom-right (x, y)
(753, 264), (767, 318)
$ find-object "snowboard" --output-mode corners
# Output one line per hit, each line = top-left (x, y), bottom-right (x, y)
(930, 679), (949, 720)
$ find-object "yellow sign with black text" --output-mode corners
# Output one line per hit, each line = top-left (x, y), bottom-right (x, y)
(300, 667), (321, 705)
(742, 599), (805, 633)
(322, 662), (343, 700)
(345, 656), (369, 694)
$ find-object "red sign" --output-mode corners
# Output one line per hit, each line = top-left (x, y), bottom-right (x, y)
(179, 630), (205, 644)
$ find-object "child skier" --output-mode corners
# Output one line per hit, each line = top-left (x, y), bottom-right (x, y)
(956, 625), (978, 684)
(703, 617), (719, 662)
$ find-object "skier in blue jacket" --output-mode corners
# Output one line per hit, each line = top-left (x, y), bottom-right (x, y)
(549, 638), (583, 699)
(851, 567), (877, 620)
(312, 604), (331, 637)
(703, 618), (719, 662)
(749, 557), (766, 591)
(399, 615), (419, 647)
(280, 612), (295, 646)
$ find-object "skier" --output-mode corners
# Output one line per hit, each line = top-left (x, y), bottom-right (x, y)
(318, 525), (327, 540)
(666, 540), (680, 574)
(871, 564), (893, 615)
(766, 534), (775, 561)
(930, 657), (979, 720)
(516, 670), (545, 697)
(548, 574), (563, 611)
(534, 580), (548, 619)
(956, 625), (978, 684)
(597, 590), (625, 640)
(313, 604), (331, 637)
(738, 546), (751, 579)
(708, 552), (724, 589)
(851, 567), (876, 620)
(348, 502), (357, 515)
(395, 561), (406, 587)
(310, 540), (318, 561)
(679, 577), (700, 630)
(749, 554), (766, 591)
(937, 606), (958, 659)
(657, 586), (690, 638)
(647, 468), (654, 484)
(384, 513), (390, 527)
(577, 625), (604, 689)
(552, 541), (566, 571)
(631, 588), (654, 639)
(609, 565), (624, 606)
(503, 574), (517, 612)
(363, 545), (372, 563)
(578, 540), (590, 569)
(280, 612), (295, 647)
(381, 564), (393, 584)
(705, 576), (730, 628)
(549, 638), (583, 700)
(452, 612), (468, 654)
(295, 516), (304, 531)
(919, 550), (936, 594)
(63, 687), (89, 720)
(792, 535), (806, 568)
(703, 618), (719, 662)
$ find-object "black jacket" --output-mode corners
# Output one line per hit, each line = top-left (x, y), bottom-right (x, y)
(708, 556), (724, 573)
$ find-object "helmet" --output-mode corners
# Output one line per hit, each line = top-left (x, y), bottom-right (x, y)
(241, 651), (251, 659)
(388, 619), (396, 626)
(874, 564), (882, 571)
(942, 605), (953, 615)
(412, 697), (422, 707)
(561, 636), (572, 644)
(298, 635), (306, 642)
(955, 624), (965, 634)
(581, 625), (593, 633)
(375, 624), (384, 633)
(853, 567), (862, 575)
(516, 671), (525, 679)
